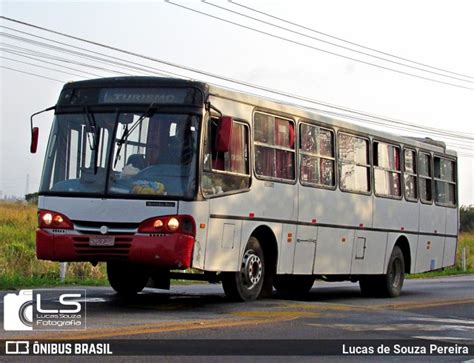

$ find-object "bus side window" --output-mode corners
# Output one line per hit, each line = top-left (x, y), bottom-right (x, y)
(419, 152), (432, 203)
(434, 157), (456, 206)
(338, 133), (370, 193)
(404, 149), (417, 201)
(299, 123), (335, 188)
(202, 117), (250, 196)
(373, 141), (401, 197)
(254, 112), (295, 181)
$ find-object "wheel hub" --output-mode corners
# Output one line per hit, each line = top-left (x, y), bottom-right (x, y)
(241, 249), (263, 289)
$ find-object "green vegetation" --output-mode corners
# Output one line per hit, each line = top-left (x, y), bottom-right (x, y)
(0, 201), (107, 289)
(1, 201), (473, 289)
(460, 205), (474, 232)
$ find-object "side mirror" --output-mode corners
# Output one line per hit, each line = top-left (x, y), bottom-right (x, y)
(216, 116), (233, 152)
(30, 105), (55, 154)
(30, 127), (39, 154)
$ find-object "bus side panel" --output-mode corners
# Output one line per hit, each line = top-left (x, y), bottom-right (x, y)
(314, 228), (354, 275)
(418, 203), (446, 272)
(204, 218), (242, 272)
(351, 230), (387, 275)
(293, 225), (317, 275)
(443, 237), (457, 267)
(302, 191), (373, 227)
(373, 197), (419, 232)
(443, 207), (458, 267)
(178, 201), (210, 270)
(279, 224), (297, 274)
(415, 235), (445, 272)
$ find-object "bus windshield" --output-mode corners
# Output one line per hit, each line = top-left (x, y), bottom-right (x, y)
(39, 112), (199, 199)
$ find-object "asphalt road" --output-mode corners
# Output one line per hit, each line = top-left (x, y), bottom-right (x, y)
(1, 275), (473, 361)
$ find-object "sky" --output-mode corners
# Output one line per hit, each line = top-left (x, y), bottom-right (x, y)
(0, 0), (473, 204)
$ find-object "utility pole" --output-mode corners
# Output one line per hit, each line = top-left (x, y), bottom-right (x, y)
(25, 173), (30, 196)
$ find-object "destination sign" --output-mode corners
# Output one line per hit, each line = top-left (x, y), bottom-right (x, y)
(58, 86), (202, 106)
(99, 88), (191, 104)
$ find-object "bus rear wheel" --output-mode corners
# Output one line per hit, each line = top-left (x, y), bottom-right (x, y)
(222, 237), (265, 302)
(107, 262), (149, 296)
(273, 275), (315, 296)
(359, 246), (405, 298)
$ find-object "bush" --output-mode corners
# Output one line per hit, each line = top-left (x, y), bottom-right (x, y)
(460, 205), (474, 232)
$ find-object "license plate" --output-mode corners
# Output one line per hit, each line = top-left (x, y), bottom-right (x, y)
(89, 236), (115, 246)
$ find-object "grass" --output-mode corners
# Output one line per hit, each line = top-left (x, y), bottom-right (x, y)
(0, 201), (473, 289)
(0, 202), (108, 289)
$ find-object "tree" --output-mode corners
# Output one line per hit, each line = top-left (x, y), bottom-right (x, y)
(25, 192), (39, 204)
(460, 205), (474, 232)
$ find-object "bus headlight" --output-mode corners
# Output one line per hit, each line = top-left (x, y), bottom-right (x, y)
(42, 213), (53, 226)
(167, 217), (180, 232)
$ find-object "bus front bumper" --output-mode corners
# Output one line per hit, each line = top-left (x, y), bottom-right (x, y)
(36, 229), (195, 269)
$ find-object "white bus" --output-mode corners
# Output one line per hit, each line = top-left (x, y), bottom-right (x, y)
(31, 77), (458, 301)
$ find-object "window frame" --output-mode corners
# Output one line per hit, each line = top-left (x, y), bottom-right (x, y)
(372, 139), (402, 200)
(298, 121), (337, 190)
(433, 153), (457, 208)
(201, 115), (252, 199)
(337, 131), (372, 195)
(252, 109), (297, 184)
(403, 147), (418, 203)
(418, 150), (434, 205)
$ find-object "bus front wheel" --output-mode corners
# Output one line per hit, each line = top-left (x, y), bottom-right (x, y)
(359, 246), (405, 298)
(107, 262), (149, 296)
(222, 237), (265, 302)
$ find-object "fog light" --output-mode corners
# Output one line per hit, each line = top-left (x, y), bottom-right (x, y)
(167, 217), (179, 232)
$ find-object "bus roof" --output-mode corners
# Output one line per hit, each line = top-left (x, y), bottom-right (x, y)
(62, 76), (455, 157)
(207, 83), (456, 157)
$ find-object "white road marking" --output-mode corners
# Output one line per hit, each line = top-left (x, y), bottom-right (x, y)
(308, 323), (474, 332)
(408, 317), (474, 325)
(413, 335), (473, 342)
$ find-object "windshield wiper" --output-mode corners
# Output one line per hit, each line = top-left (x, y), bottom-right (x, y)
(83, 106), (100, 174)
(83, 106), (98, 151)
(113, 104), (157, 168)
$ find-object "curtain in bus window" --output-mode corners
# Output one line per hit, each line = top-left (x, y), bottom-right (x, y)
(230, 123), (244, 173)
(255, 146), (274, 177)
(254, 113), (273, 144)
(275, 119), (294, 179)
(338, 134), (369, 192)
(340, 164), (369, 192)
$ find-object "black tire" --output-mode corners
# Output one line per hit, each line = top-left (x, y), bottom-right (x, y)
(359, 246), (405, 298)
(273, 275), (315, 296)
(222, 237), (265, 302)
(107, 262), (149, 296)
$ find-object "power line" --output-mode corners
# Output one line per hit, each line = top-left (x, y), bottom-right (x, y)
(0, 25), (188, 79)
(1, 55), (87, 79)
(0, 33), (136, 76)
(0, 65), (65, 83)
(229, 0), (474, 82)
(204, 0), (474, 85)
(1, 15), (473, 144)
(166, 1), (474, 92)
(1, 48), (104, 77)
